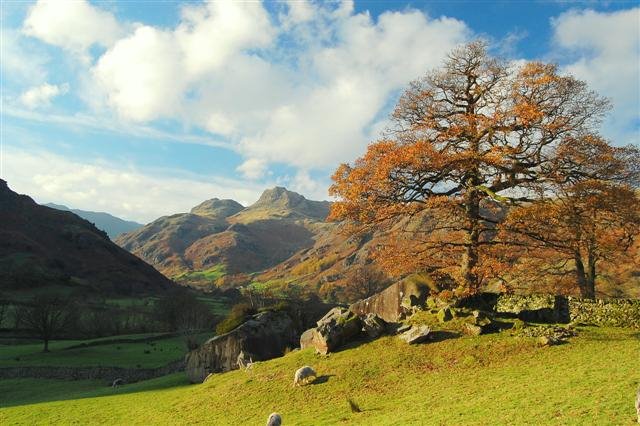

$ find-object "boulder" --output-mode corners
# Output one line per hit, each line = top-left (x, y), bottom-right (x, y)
(349, 276), (431, 323)
(185, 310), (298, 383)
(462, 323), (483, 336)
(399, 325), (431, 344)
(361, 313), (387, 339)
(300, 307), (362, 354)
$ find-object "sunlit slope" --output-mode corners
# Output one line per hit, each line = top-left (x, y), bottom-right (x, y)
(2, 327), (637, 425)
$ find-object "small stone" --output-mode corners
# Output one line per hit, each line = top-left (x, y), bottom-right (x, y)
(400, 325), (431, 344)
(537, 335), (562, 346)
(463, 323), (482, 336)
(396, 323), (412, 334)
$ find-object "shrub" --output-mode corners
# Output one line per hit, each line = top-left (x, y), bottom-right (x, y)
(215, 303), (256, 335)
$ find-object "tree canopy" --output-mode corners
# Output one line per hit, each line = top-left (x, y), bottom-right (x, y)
(329, 41), (635, 296)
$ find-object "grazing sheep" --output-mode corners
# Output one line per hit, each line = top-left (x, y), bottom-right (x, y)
(293, 365), (316, 386)
(266, 412), (282, 426)
(111, 378), (124, 388)
(237, 351), (254, 370)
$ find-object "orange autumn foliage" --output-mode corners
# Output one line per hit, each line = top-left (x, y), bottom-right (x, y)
(328, 40), (626, 295)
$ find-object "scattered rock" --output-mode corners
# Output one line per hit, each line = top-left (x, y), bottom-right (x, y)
(300, 307), (362, 354)
(396, 323), (412, 334)
(400, 325), (431, 344)
(185, 310), (299, 383)
(361, 313), (387, 339)
(537, 336), (562, 346)
(463, 323), (483, 336)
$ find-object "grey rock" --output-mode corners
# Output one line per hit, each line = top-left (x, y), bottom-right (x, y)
(400, 325), (431, 344)
(361, 313), (387, 339)
(185, 310), (298, 383)
(300, 307), (362, 354)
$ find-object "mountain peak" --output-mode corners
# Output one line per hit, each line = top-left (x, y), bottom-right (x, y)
(190, 198), (244, 218)
(254, 187), (306, 208)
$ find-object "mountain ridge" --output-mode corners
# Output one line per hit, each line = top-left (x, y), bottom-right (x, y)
(0, 180), (175, 296)
(43, 203), (143, 239)
(115, 187), (331, 284)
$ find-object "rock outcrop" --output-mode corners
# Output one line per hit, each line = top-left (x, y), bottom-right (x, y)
(349, 276), (431, 323)
(185, 310), (298, 383)
(300, 307), (362, 354)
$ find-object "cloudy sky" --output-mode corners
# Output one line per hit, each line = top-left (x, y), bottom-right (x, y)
(1, 0), (638, 223)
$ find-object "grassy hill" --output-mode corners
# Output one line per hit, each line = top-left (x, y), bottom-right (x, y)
(0, 179), (175, 297)
(1, 326), (637, 424)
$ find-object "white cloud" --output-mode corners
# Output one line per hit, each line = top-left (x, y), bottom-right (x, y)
(16, 0), (471, 198)
(0, 29), (49, 85)
(237, 158), (268, 180)
(552, 8), (640, 144)
(92, 26), (185, 122)
(176, 0), (275, 77)
(23, 0), (124, 55)
(2, 148), (266, 223)
(19, 82), (69, 109)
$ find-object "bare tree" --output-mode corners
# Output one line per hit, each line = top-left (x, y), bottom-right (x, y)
(16, 295), (77, 352)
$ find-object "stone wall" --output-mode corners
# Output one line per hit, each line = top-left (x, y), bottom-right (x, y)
(494, 294), (565, 323)
(487, 293), (640, 327)
(0, 359), (185, 384)
(567, 297), (640, 328)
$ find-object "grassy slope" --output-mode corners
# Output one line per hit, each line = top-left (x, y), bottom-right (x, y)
(1, 327), (638, 425)
(0, 333), (211, 369)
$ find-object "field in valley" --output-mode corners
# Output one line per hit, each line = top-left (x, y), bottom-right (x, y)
(1, 326), (637, 425)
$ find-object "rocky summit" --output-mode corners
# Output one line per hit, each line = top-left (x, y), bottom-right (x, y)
(116, 187), (331, 282)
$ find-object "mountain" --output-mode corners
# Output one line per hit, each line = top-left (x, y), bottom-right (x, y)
(0, 180), (175, 296)
(115, 188), (331, 286)
(43, 203), (143, 239)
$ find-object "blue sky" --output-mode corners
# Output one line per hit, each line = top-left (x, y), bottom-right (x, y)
(1, 0), (638, 223)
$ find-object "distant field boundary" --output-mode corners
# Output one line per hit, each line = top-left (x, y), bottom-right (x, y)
(0, 359), (185, 384)
(61, 332), (184, 350)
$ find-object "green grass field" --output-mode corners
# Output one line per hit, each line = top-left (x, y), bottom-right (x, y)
(0, 333), (212, 369)
(1, 326), (637, 424)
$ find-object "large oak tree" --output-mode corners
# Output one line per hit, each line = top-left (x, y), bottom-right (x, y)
(329, 41), (611, 292)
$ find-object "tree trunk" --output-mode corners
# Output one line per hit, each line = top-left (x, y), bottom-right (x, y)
(43, 338), (49, 353)
(585, 248), (597, 300)
(461, 189), (480, 291)
(574, 253), (594, 299)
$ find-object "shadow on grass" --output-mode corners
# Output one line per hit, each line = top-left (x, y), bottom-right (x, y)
(310, 374), (335, 385)
(0, 372), (192, 409)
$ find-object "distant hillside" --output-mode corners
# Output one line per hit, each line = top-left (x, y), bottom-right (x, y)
(43, 203), (143, 239)
(116, 188), (331, 286)
(0, 179), (175, 296)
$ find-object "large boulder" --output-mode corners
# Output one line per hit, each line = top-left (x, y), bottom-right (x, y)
(349, 275), (431, 323)
(300, 307), (362, 354)
(185, 310), (298, 383)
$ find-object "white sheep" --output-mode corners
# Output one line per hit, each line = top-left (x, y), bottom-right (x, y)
(237, 351), (254, 370)
(293, 365), (317, 386)
(266, 412), (282, 426)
